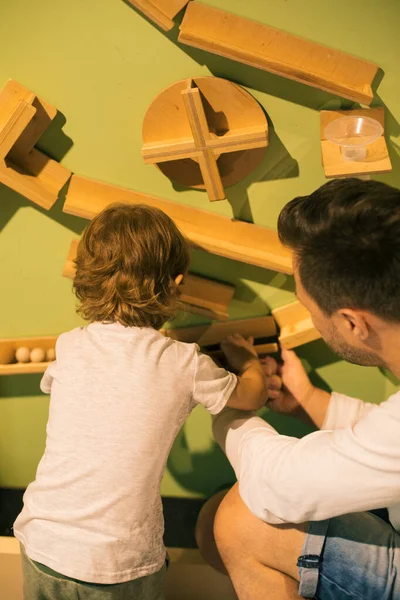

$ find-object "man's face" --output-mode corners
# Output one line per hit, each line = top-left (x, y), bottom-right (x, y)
(293, 261), (383, 367)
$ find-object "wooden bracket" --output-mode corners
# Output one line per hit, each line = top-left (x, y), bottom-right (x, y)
(320, 107), (392, 178)
(142, 76), (268, 202)
(272, 301), (320, 349)
(63, 239), (235, 321)
(63, 176), (293, 274)
(126, 0), (191, 31)
(0, 79), (71, 209)
(179, 2), (379, 104)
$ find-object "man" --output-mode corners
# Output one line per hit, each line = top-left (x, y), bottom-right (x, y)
(199, 179), (400, 599)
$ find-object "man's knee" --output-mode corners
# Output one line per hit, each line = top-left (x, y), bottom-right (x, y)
(214, 484), (307, 581)
(214, 484), (253, 564)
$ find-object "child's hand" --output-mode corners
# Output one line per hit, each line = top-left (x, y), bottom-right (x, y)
(220, 334), (259, 373)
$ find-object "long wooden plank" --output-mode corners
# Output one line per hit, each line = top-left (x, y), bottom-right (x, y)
(126, 0), (190, 31)
(63, 175), (293, 274)
(161, 316), (277, 346)
(63, 240), (234, 321)
(272, 301), (320, 349)
(179, 3), (378, 104)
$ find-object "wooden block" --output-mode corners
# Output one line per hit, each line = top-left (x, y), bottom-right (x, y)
(142, 126), (268, 164)
(63, 238), (79, 279)
(182, 83), (225, 201)
(209, 341), (279, 362)
(0, 79), (70, 208)
(272, 301), (320, 349)
(126, 0), (191, 31)
(180, 273), (235, 320)
(63, 175), (293, 274)
(0, 335), (57, 376)
(1, 149), (71, 210)
(161, 316), (277, 347)
(0, 101), (36, 159)
(0, 79), (57, 160)
(179, 3), (379, 104)
(320, 107), (392, 178)
(64, 240), (234, 321)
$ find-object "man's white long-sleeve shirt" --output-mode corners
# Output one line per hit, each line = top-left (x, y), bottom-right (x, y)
(212, 391), (400, 532)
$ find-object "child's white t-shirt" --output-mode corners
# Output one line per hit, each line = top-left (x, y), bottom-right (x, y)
(13, 322), (237, 584)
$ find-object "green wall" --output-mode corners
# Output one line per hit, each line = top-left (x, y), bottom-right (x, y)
(0, 0), (399, 496)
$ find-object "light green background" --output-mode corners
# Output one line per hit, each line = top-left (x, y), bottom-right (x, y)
(0, 0), (399, 496)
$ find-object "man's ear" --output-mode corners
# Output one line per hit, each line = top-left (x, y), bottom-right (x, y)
(338, 309), (369, 341)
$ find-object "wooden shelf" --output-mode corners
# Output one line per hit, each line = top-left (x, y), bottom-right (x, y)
(0, 80), (71, 209)
(272, 301), (320, 349)
(161, 315), (277, 347)
(0, 335), (58, 376)
(0, 361), (52, 376)
(126, 0), (191, 31)
(179, 2), (379, 104)
(320, 107), (392, 178)
(63, 239), (235, 321)
(63, 175), (293, 274)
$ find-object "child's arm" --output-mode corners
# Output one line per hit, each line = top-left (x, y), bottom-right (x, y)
(221, 334), (267, 411)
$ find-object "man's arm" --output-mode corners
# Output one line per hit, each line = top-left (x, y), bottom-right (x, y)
(264, 349), (375, 430)
(213, 394), (400, 525)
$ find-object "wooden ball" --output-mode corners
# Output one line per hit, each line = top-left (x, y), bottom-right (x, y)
(30, 347), (46, 363)
(15, 346), (30, 363)
(46, 348), (56, 362)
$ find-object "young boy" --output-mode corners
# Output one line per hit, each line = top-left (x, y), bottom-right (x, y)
(14, 203), (268, 599)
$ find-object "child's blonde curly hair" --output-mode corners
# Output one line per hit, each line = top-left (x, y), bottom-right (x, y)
(73, 203), (190, 329)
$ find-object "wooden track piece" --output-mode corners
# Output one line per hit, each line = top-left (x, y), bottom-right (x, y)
(182, 81), (225, 201)
(0, 101), (36, 159)
(209, 341), (279, 362)
(161, 316), (277, 347)
(0, 79), (71, 209)
(63, 240), (235, 321)
(63, 175), (293, 274)
(0, 335), (57, 376)
(179, 2), (379, 104)
(272, 301), (320, 349)
(141, 76), (268, 198)
(180, 273), (235, 321)
(126, 0), (191, 31)
(320, 107), (392, 178)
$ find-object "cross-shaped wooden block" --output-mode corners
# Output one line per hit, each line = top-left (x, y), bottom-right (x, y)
(142, 77), (268, 201)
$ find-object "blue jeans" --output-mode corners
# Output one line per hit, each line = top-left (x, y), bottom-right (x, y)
(298, 511), (400, 599)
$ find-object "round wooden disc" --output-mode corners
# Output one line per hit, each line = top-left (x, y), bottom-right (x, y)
(142, 76), (268, 190)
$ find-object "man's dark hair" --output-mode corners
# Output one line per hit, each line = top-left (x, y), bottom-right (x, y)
(278, 178), (400, 321)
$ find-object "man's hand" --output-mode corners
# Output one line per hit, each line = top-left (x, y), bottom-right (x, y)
(262, 349), (331, 428)
(221, 334), (259, 374)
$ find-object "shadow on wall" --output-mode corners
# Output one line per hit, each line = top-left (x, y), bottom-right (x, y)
(35, 110), (73, 163)
(0, 183), (86, 236)
(170, 122), (299, 224)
